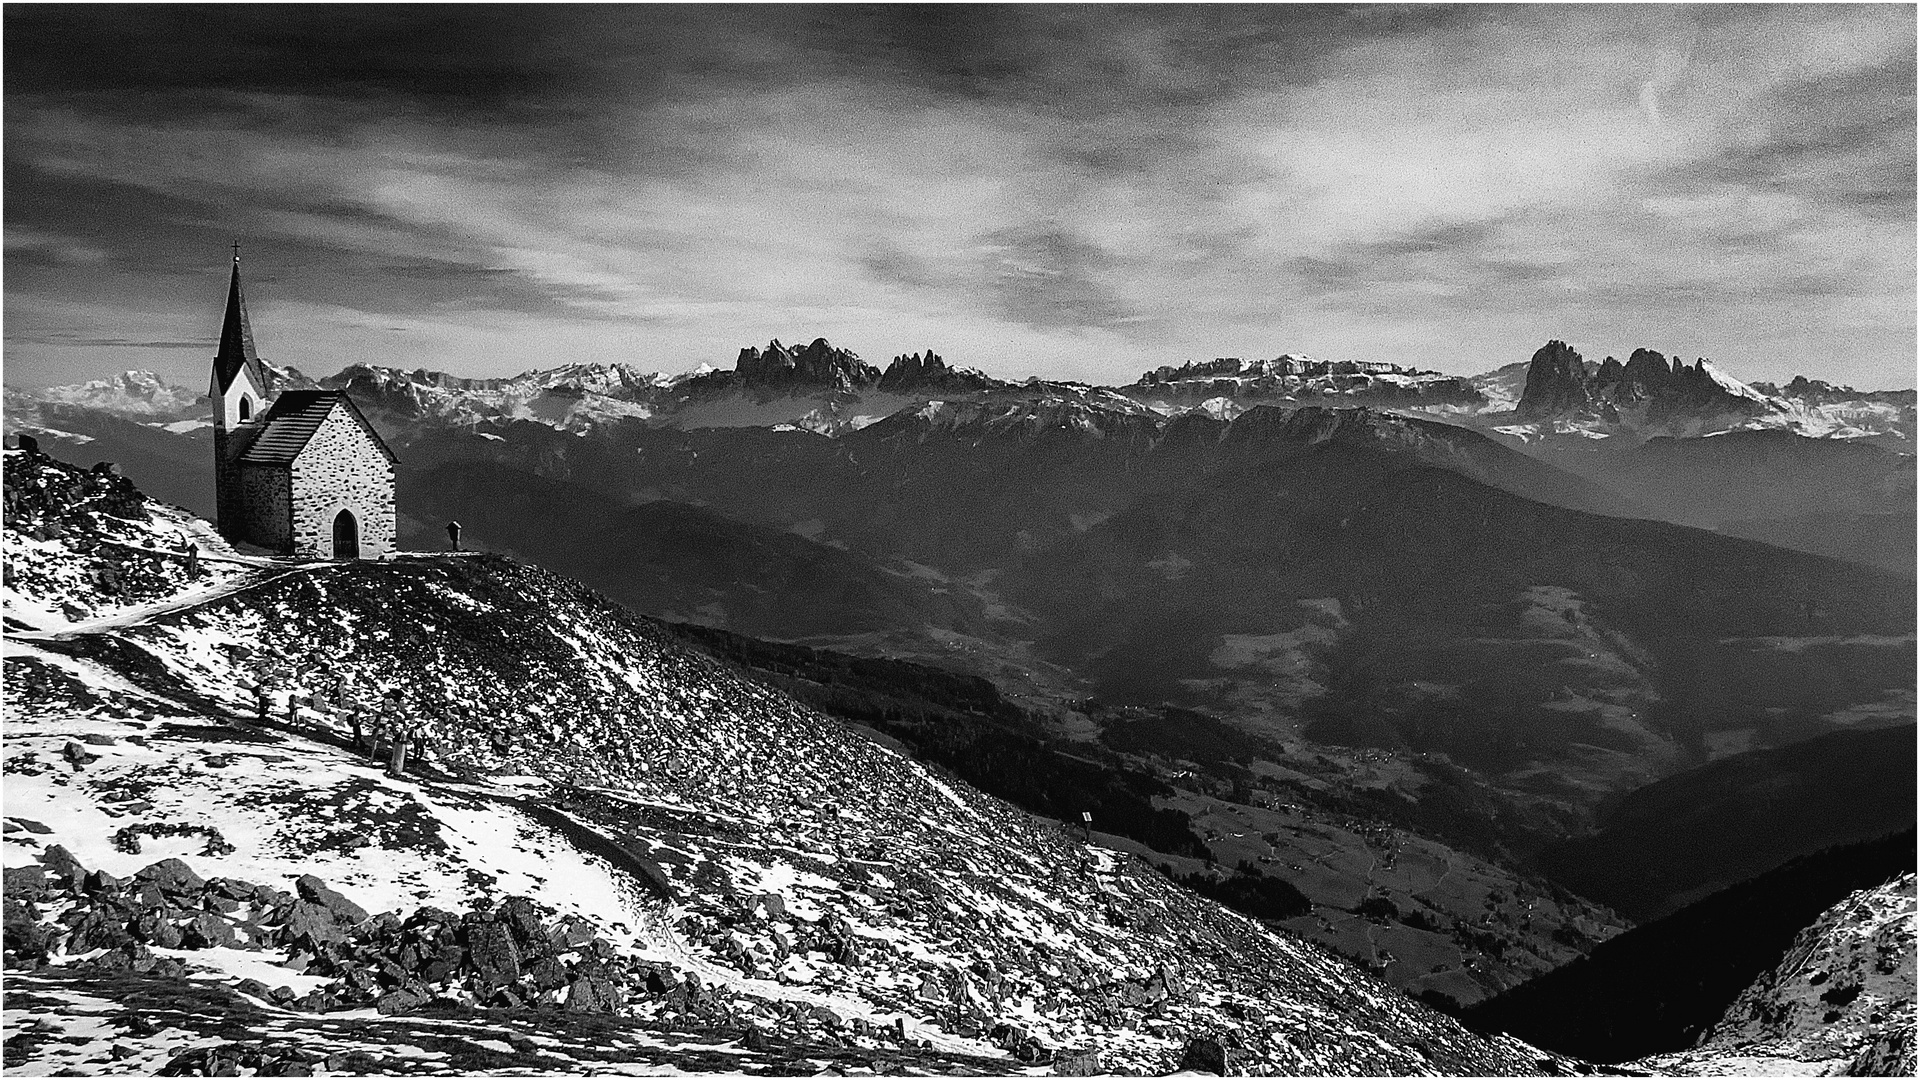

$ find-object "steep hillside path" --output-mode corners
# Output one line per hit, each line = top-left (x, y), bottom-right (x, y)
(10, 560), (334, 640)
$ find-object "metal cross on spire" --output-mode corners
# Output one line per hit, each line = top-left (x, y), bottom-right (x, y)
(232, 239), (241, 262)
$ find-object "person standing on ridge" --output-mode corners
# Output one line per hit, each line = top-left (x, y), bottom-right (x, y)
(388, 719), (412, 777)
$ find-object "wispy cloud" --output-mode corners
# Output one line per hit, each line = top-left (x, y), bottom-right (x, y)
(4, 226), (110, 267)
(3, 5), (1911, 388)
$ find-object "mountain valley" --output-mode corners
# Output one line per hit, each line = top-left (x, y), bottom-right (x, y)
(5, 336), (1914, 1075)
(3, 444), (1569, 1075)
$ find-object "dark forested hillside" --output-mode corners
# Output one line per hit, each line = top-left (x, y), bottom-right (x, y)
(1533, 725), (1918, 920)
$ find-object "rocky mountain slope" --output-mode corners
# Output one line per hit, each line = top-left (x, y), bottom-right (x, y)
(371, 402), (1910, 999)
(1638, 872), (1916, 1076)
(23, 382), (1901, 940)
(9, 343), (1909, 1012)
(2, 446), (1558, 1076)
(664, 622), (1630, 1012)
(1463, 830), (1916, 1067)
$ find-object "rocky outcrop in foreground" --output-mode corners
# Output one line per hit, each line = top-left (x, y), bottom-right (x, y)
(1702, 872), (1915, 1074)
(1636, 872), (1917, 1076)
(4, 847), (1070, 1074)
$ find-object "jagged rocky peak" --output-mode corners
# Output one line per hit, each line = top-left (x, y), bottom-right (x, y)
(1620, 348), (1676, 390)
(876, 349), (1003, 393)
(1516, 340), (1592, 419)
(877, 349), (948, 391)
(735, 337), (879, 392)
(1514, 340), (1771, 424)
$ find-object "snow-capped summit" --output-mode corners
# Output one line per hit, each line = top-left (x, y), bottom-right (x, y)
(6, 370), (205, 419)
(1697, 358), (1772, 406)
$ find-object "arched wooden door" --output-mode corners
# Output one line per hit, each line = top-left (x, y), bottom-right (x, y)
(332, 509), (360, 560)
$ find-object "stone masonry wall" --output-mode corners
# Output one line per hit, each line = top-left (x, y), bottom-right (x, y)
(237, 465), (293, 551)
(289, 408), (395, 559)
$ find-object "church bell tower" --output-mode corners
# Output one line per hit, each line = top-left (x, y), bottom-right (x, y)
(209, 247), (269, 541)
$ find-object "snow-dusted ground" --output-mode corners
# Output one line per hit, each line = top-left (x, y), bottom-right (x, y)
(3, 461), (1557, 1074)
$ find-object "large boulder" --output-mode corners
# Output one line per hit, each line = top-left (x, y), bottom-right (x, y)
(498, 896), (544, 946)
(150, 919), (186, 950)
(293, 875), (368, 925)
(1179, 1037), (1231, 1076)
(526, 954), (570, 991)
(135, 858), (205, 897)
(4, 864), (49, 901)
(182, 912), (238, 950)
(207, 877), (258, 903)
(4, 897), (53, 963)
(375, 985), (430, 1016)
(36, 844), (83, 885)
(280, 901), (344, 946)
(66, 908), (135, 953)
(82, 869), (123, 895)
(1052, 1048), (1104, 1076)
(564, 974), (620, 1013)
(421, 943), (465, 984)
(465, 920), (522, 983)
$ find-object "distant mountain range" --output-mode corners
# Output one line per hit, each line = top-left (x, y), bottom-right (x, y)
(9, 336), (1909, 447)
(1500, 340), (1914, 445)
(5, 337), (1913, 1057)
(8, 347), (1910, 829)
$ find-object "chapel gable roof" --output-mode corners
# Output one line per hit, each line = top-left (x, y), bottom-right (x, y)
(238, 390), (398, 468)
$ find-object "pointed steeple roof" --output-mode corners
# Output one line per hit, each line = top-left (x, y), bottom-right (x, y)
(212, 250), (266, 394)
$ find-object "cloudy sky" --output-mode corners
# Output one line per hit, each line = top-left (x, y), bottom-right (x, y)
(5, 4), (1913, 390)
